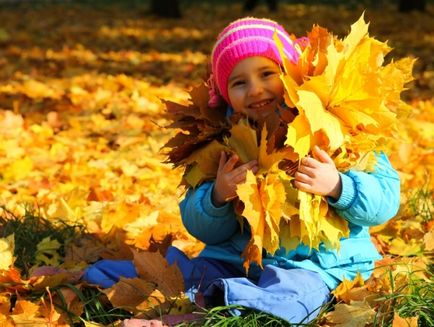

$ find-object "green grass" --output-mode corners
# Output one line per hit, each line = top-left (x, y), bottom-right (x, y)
(30, 284), (132, 326)
(408, 182), (433, 222)
(372, 262), (434, 327)
(177, 305), (292, 327)
(175, 301), (334, 327)
(0, 206), (85, 278)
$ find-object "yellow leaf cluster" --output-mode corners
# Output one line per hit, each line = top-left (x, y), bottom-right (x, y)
(275, 13), (414, 171)
(230, 119), (349, 269)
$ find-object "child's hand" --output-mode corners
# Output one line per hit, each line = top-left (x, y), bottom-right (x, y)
(294, 146), (342, 200)
(212, 152), (258, 207)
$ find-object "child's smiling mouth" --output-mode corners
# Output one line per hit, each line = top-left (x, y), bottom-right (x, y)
(248, 98), (275, 109)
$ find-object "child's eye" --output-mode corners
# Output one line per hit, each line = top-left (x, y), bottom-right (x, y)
(262, 70), (277, 77)
(231, 80), (245, 87)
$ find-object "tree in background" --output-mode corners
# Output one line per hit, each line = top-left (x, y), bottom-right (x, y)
(399, 0), (426, 12)
(243, 0), (278, 12)
(150, 0), (181, 18)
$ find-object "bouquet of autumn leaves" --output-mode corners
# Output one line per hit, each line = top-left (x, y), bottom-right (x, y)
(163, 14), (414, 271)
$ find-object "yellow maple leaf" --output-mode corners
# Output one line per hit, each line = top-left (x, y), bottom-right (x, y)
(182, 140), (228, 187)
(332, 272), (366, 304)
(298, 191), (349, 250)
(0, 234), (15, 270)
(237, 170), (265, 270)
(273, 31), (299, 107)
(298, 191), (320, 248)
(285, 114), (311, 158)
(225, 119), (258, 164)
(342, 12), (370, 58)
(261, 173), (287, 254)
(237, 170), (294, 269)
(297, 90), (344, 151)
(258, 126), (288, 173)
(35, 236), (61, 267)
(389, 237), (422, 256)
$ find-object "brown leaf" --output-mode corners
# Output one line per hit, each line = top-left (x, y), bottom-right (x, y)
(64, 235), (106, 264)
(133, 250), (184, 297)
(30, 271), (82, 291)
(190, 83), (225, 123)
(53, 287), (84, 318)
(103, 277), (164, 313)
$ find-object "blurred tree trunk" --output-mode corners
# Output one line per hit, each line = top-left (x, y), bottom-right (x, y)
(150, 0), (181, 18)
(399, 0), (426, 12)
(243, 0), (278, 12)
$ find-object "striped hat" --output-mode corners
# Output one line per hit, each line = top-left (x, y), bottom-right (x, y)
(209, 17), (300, 106)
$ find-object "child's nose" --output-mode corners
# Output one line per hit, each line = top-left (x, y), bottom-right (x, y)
(248, 81), (264, 97)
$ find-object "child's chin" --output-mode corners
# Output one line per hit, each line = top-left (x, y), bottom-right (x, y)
(247, 108), (275, 121)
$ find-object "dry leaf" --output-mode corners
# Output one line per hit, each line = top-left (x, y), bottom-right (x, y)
(103, 277), (164, 313)
(392, 313), (418, 327)
(326, 301), (376, 327)
(133, 250), (184, 297)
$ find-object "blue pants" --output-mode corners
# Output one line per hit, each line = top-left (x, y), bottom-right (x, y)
(83, 246), (330, 323)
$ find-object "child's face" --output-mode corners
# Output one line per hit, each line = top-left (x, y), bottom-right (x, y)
(227, 56), (284, 121)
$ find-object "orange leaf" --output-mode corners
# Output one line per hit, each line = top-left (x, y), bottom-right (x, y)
(332, 272), (366, 304)
(133, 250), (184, 297)
(392, 313), (418, 327)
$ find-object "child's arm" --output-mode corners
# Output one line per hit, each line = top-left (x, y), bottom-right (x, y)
(295, 146), (400, 226)
(180, 152), (258, 245)
(180, 182), (239, 245)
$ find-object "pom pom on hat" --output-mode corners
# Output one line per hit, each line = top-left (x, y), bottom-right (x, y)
(209, 17), (300, 106)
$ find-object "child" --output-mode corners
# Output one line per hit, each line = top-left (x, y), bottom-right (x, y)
(84, 17), (401, 324)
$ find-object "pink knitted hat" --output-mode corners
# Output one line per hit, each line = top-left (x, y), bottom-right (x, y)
(209, 17), (301, 106)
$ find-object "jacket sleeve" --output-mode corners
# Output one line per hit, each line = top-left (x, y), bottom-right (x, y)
(328, 152), (400, 226)
(179, 181), (239, 245)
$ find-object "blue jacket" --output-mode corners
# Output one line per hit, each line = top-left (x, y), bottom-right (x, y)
(180, 153), (400, 290)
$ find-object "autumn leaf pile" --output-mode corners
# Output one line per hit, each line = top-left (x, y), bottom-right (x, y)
(0, 2), (433, 326)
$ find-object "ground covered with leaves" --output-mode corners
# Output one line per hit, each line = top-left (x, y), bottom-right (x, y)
(0, 1), (433, 326)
